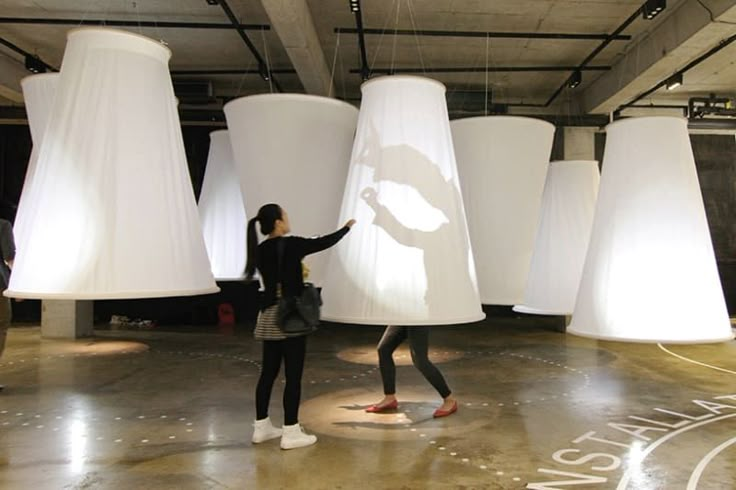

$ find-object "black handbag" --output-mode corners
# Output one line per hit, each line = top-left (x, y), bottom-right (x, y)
(275, 239), (322, 335)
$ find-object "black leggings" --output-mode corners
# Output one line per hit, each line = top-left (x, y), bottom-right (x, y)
(255, 336), (307, 426)
(377, 326), (451, 399)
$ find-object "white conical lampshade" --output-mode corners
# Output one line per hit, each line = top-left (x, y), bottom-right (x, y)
(15, 73), (60, 252)
(198, 130), (247, 280)
(451, 116), (554, 305)
(224, 94), (358, 286)
(513, 160), (600, 315)
(321, 75), (484, 325)
(568, 117), (732, 343)
(6, 28), (218, 299)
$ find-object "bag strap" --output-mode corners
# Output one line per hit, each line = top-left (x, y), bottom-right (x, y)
(276, 238), (285, 296)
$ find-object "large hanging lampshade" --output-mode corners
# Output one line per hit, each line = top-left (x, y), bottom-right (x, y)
(6, 28), (218, 299)
(321, 75), (484, 325)
(198, 130), (247, 280)
(451, 116), (554, 305)
(15, 73), (59, 252)
(568, 117), (732, 343)
(224, 94), (358, 286)
(513, 160), (600, 315)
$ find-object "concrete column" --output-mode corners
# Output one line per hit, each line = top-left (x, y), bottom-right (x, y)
(563, 127), (596, 161)
(41, 300), (94, 339)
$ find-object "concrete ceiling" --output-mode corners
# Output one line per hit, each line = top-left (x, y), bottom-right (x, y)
(0, 0), (735, 120)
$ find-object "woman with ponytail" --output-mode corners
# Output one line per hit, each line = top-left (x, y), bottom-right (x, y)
(247, 203), (354, 450)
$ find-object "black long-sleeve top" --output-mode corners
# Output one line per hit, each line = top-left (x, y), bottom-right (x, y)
(256, 226), (350, 310)
(0, 219), (16, 290)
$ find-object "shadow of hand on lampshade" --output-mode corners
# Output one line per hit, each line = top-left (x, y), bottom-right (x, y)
(359, 144), (477, 318)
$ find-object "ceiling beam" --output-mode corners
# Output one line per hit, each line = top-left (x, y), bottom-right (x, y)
(259, 0), (332, 95)
(581, 0), (736, 114)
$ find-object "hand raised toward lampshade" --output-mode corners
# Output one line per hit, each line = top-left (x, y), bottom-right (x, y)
(360, 187), (378, 209)
(344, 219), (356, 228)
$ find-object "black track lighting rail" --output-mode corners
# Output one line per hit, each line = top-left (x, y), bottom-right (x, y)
(539, 5), (644, 108)
(335, 27), (631, 41)
(216, 0), (282, 92)
(171, 68), (297, 76)
(0, 17), (270, 31)
(0, 36), (56, 72)
(353, 65), (611, 75)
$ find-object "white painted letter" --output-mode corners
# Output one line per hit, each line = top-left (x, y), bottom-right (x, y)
(607, 422), (668, 441)
(526, 469), (608, 489)
(552, 449), (621, 471)
(573, 431), (633, 449)
(692, 399), (736, 414)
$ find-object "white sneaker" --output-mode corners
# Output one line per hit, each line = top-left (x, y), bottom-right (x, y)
(252, 417), (282, 444)
(280, 423), (317, 450)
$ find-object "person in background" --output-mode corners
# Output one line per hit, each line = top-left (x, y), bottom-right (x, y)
(0, 218), (16, 392)
(245, 203), (354, 450)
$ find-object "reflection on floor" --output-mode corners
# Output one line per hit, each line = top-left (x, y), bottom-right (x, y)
(1, 313), (735, 490)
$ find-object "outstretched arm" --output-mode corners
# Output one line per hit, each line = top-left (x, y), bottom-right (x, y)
(297, 220), (355, 256)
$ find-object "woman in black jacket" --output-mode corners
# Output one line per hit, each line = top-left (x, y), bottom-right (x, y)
(246, 203), (354, 450)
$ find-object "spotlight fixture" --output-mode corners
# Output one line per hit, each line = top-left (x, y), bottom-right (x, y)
(349, 0), (360, 13)
(642, 0), (666, 20)
(665, 72), (682, 90)
(24, 54), (47, 74)
(567, 71), (582, 89)
(206, 0), (219, 5)
(258, 63), (270, 81)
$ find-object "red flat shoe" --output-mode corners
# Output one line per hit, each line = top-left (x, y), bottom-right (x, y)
(365, 399), (398, 413)
(433, 401), (458, 418)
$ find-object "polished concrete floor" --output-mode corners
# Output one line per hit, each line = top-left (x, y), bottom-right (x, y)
(1, 313), (735, 490)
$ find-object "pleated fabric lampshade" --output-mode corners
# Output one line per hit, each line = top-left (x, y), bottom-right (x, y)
(224, 94), (358, 286)
(15, 73), (59, 252)
(451, 116), (554, 305)
(321, 75), (484, 325)
(568, 117), (732, 343)
(198, 130), (247, 280)
(6, 28), (218, 299)
(513, 160), (600, 315)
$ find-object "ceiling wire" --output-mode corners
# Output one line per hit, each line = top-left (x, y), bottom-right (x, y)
(260, 27), (273, 93)
(369, 0), (399, 75)
(485, 33), (490, 115)
(329, 29), (341, 98)
(405, 0), (426, 76)
(390, 0), (401, 75)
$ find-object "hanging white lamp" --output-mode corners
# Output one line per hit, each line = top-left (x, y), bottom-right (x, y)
(321, 75), (484, 325)
(15, 73), (59, 252)
(6, 28), (218, 299)
(198, 130), (247, 280)
(568, 117), (732, 343)
(223, 94), (358, 286)
(513, 160), (600, 315)
(451, 116), (554, 305)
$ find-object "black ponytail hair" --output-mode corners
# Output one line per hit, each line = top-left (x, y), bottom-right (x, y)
(245, 203), (283, 279)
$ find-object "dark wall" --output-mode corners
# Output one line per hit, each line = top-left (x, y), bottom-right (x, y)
(691, 135), (736, 313)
